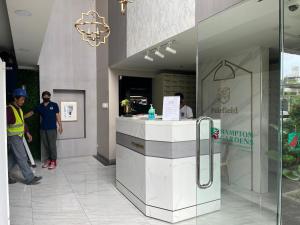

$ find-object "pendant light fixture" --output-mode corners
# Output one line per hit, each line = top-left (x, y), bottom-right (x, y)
(74, 1), (110, 47)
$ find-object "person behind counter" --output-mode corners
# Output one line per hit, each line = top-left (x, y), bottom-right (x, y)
(175, 92), (193, 119)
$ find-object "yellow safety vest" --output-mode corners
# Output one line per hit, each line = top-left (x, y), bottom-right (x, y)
(7, 104), (25, 137)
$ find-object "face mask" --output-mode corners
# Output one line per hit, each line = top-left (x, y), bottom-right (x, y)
(43, 98), (50, 103)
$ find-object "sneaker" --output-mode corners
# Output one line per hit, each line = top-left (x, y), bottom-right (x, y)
(26, 176), (42, 185)
(42, 160), (51, 168)
(48, 160), (56, 170)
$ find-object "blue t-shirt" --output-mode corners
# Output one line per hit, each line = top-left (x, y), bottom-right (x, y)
(34, 102), (59, 130)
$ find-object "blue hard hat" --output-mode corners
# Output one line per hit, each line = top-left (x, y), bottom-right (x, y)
(13, 88), (28, 98)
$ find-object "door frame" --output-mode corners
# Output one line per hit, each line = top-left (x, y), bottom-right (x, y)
(0, 59), (10, 225)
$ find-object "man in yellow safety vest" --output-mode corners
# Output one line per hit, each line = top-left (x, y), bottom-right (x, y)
(7, 88), (42, 185)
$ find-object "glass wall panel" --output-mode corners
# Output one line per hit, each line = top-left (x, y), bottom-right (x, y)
(196, 0), (281, 224)
(282, 0), (300, 224)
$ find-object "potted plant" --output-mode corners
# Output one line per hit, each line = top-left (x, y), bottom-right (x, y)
(121, 99), (132, 116)
(282, 103), (300, 181)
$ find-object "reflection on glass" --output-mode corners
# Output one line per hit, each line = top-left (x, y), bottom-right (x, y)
(282, 54), (300, 180)
(197, 0), (280, 224)
(282, 24), (300, 225)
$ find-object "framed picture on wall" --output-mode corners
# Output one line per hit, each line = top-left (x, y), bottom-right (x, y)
(61, 101), (77, 121)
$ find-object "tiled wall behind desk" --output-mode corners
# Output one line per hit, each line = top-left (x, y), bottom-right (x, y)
(153, 73), (196, 115)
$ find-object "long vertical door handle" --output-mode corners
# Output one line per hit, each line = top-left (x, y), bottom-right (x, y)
(196, 116), (214, 189)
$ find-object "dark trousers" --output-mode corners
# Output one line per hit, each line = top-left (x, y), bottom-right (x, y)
(41, 129), (57, 160)
(8, 136), (34, 183)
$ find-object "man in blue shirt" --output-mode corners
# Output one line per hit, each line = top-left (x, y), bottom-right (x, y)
(25, 91), (63, 169)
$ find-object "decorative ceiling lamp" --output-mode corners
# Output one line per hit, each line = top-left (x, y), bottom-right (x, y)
(74, 10), (110, 47)
(118, 0), (132, 15)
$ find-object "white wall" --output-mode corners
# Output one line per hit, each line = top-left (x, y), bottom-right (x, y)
(0, 60), (10, 225)
(110, 0), (246, 63)
(196, 0), (243, 23)
(38, 0), (97, 159)
(127, 0), (195, 57)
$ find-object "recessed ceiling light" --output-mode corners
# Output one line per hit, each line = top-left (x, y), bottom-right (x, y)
(14, 10), (32, 17)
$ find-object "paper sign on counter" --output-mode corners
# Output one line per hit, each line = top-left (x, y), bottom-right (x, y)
(162, 96), (180, 121)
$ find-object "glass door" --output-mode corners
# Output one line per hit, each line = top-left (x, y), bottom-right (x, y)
(281, 0), (300, 224)
(196, 0), (281, 225)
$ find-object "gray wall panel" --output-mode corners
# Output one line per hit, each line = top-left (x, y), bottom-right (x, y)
(38, 0), (97, 159)
(108, 0), (127, 66)
(53, 90), (86, 140)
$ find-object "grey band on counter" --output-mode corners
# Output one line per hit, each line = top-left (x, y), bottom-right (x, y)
(117, 132), (221, 159)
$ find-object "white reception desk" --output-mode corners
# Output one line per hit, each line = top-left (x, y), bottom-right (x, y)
(116, 117), (221, 223)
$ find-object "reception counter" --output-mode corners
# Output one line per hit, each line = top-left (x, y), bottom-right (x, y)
(116, 117), (221, 223)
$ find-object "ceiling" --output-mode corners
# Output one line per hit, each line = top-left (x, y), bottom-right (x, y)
(0, 0), (13, 52)
(6, 0), (54, 67)
(1, 0), (299, 70)
(112, 28), (197, 73)
(113, 0), (300, 73)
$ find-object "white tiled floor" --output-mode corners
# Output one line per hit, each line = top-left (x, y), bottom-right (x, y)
(9, 156), (277, 225)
